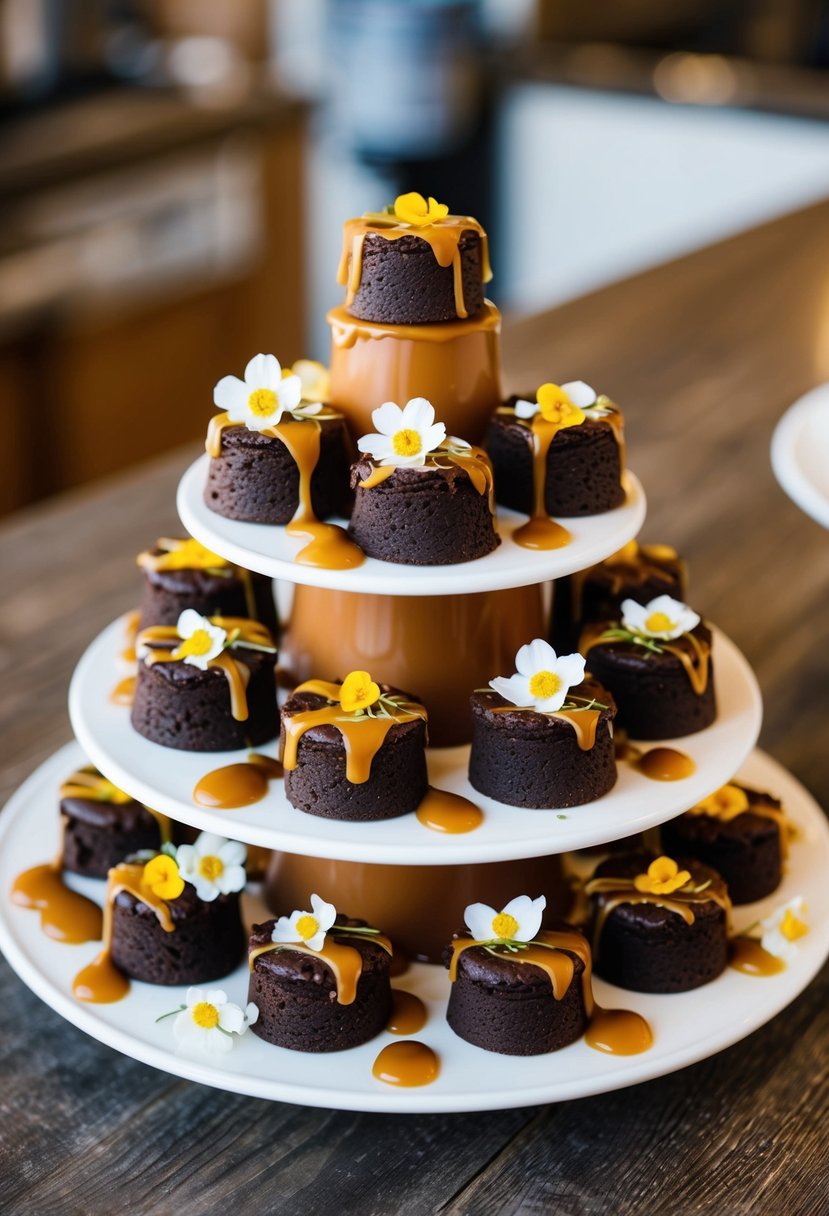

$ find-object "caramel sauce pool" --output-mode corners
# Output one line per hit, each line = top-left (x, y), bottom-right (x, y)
(11, 864), (103, 944)
(632, 746), (695, 781)
(73, 952), (131, 1003)
(110, 676), (136, 706)
(372, 1041), (440, 1087)
(193, 754), (283, 809)
(415, 787), (484, 834)
(728, 936), (786, 977)
(585, 1006), (654, 1056)
(386, 990), (427, 1036)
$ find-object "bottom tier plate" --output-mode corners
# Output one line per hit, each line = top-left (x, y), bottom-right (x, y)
(1, 742), (827, 1114)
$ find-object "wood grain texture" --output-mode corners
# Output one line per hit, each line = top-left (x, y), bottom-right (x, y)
(2, 201), (829, 1214)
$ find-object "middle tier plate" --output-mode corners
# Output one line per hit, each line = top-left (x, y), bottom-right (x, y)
(68, 615), (762, 863)
(177, 454), (646, 593)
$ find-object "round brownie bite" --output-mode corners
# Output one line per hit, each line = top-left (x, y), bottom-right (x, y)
(247, 897), (392, 1052)
(485, 382), (625, 519)
(338, 199), (490, 323)
(444, 895), (592, 1055)
(552, 540), (687, 653)
(661, 782), (788, 905)
(469, 640), (617, 809)
(349, 397), (498, 566)
(586, 851), (731, 993)
(132, 612), (278, 752)
(581, 597), (716, 741)
(281, 673), (428, 821)
(136, 537), (277, 636)
(59, 766), (165, 879)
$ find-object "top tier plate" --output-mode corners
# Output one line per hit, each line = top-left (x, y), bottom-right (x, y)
(177, 455), (646, 594)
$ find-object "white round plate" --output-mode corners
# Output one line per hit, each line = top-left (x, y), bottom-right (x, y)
(771, 383), (829, 529)
(176, 454), (647, 593)
(1, 742), (826, 1113)
(69, 615), (761, 863)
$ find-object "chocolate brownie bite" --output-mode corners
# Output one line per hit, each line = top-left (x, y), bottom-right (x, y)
(349, 397), (498, 565)
(247, 896), (392, 1052)
(338, 197), (491, 323)
(136, 537), (277, 636)
(469, 640), (617, 809)
(281, 673), (428, 821)
(581, 596), (716, 740)
(132, 611), (278, 752)
(485, 381), (625, 521)
(586, 851), (731, 993)
(59, 765), (166, 879)
(444, 895), (592, 1055)
(552, 540), (687, 653)
(661, 783), (789, 905)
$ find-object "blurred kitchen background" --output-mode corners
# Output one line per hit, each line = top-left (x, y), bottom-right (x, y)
(2, 0), (829, 516)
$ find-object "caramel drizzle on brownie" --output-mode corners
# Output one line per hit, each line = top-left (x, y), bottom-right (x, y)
(137, 616), (273, 722)
(566, 540), (685, 625)
(282, 679), (426, 785)
(337, 213), (492, 320)
(249, 928), (393, 1006)
(72, 862), (176, 1004)
(449, 928), (595, 1016)
(687, 783), (792, 858)
(60, 766), (172, 844)
(357, 444), (496, 513)
(584, 873), (732, 959)
(489, 704), (603, 751)
(580, 620), (711, 696)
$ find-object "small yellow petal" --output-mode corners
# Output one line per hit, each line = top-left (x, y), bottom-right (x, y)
(340, 670), (381, 714)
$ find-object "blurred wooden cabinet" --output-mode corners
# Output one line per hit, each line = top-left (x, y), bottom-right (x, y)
(0, 89), (306, 516)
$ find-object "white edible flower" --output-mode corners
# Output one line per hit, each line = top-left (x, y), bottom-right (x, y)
(357, 397), (446, 467)
(760, 897), (808, 963)
(214, 353), (302, 432)
(271, 893), (337, 952)
(490, 638), (586, 713)
(515, 379), (597, 419)
(621, 595), (700, 641)
(464, 895), (546, 944)
(175, 832), (247, 902)
(172, 987), (259, 1055)
(171, 609), (226, 670)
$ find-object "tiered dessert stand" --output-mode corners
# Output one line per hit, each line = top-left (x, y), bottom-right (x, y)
(2, 220), (829, 1112)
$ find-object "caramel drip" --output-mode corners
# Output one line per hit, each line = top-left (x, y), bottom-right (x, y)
(372, 1041), (440, 1087)
(110, 676), (136, 706)
(636, 747), (696, 781)
(282, 707), (409, 784)
(59, 768), (132, 804)
(386, 989), (427, 1035)
(490, 705), (602, 751)
(137, 538), (231, 574)
(238, 566), (257, 620)
(275, 418), (322, 524)
(210, 652), (251, 721)
(449, 928), (594, 1017)
(601, 405), (626, 471)
(728, 936), (786, 977)
(73, 862), (175, 1004)
(581, 623), (711, 697)
(250, 929), (392, 1005)
(293, 678), (344, 701)
(688, 788), (792, 859)
(337, 213), (492, 319)
(358, 446), (495, 512)
(358, 465), (396, 490)
(586, 875), (732, 958)
(585, 1006), (654, 1055)
(193, 755), (283, 809)
(12, 864), (103, 943)
(285, 520), (365, 570)
(513, 417), (572, 551)
(415, 787), (484, 834)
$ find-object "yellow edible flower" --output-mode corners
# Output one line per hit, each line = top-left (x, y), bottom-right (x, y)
(394, 192), (449, 228)
(536, 383), (586, 428)
(691, 784), (749, 821)
(634, 856), (691, 896)
(340, 670), (381, 714)
(143, 854), (185, 901)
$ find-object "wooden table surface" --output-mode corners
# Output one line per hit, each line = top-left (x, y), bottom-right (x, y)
(2, 201), (828, 1215)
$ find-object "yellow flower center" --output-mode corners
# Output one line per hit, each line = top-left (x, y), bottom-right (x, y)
(492, 912), (520, 940)
(634, 855), (691, 896)
(191, 1001), (220, 1029)
(248, 388), (279, 417)
(198, 855), (224, 882)
(645, 611), (675, 633)
(142, 854), (185, 901)
(175, 628), (214, 659)
(340, 670), (381, 714)
(393, 191), (449, 227)
(392, 428), (422, 457)
(296, 914), (320, 942)
(536, 383), (586, 428)
(529, 670), (561, 700)
(780, 909), (808, 942)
